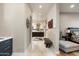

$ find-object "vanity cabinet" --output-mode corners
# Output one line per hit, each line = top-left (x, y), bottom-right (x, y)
(0, 38), (13, 56)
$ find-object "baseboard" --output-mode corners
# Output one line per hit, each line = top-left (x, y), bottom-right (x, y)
(12, 52), (25, 56)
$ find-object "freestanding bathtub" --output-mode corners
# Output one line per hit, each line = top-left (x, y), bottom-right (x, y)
(0, 37), (13, 56)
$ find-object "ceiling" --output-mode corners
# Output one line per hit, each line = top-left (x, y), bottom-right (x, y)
(28, 3), (54, 23)
(28, 3), (79, 13)
(60, 3), (79, 13)
(27, 3), (79, 22)
(28, 3), (53, 16)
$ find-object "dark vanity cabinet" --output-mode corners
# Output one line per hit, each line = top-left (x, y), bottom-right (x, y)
(0, 38), (13, 56)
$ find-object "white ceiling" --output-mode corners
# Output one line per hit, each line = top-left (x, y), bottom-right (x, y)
(27, 3), (79, 23)
(28, 3), (53, 16)
(28, 3), (79, 14)
(60, 3), (79, 13)
(28, 3), (53, 23)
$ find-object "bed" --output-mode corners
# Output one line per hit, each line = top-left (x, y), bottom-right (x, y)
(69, 27), (79, 43)
(59, 40), (79, 53)
(59, 27), (79, 53)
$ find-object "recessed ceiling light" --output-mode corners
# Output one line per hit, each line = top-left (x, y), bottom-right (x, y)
(39, 5), (42, 8)
(70, 4), (75, 8)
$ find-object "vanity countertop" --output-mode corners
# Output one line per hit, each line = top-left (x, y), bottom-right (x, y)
(0, 37), (13, 42)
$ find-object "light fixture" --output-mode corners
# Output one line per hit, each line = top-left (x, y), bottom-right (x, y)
(39, 5), (42, 8)
(70, 4), (75, 8)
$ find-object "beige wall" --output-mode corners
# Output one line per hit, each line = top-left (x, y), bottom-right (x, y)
(46, 4), (59, 54)
(60, 13), (79, 35)
(0, 4), (4, 34)
(0, 4), (31, 53)
(25, 4), (32, 50)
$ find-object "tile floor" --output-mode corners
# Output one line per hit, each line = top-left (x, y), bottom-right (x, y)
(26, 40), (56, 56)
(12, 40), (56, 56)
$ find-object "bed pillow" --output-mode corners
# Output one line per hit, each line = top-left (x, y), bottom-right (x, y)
(71, 32), (79, 43)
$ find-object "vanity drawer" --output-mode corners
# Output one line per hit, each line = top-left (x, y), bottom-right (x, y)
(0, 39), (12, 47)
(0, 46), (11, 56)
(2, 48), (12, 56)
(0, 45), (11, 52)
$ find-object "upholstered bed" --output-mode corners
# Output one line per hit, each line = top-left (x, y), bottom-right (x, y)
(59, 40), (79, 53)
(60, 27), (79, 53)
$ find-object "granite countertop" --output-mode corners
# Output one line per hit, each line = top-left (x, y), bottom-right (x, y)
(0, 37), (13, 42)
